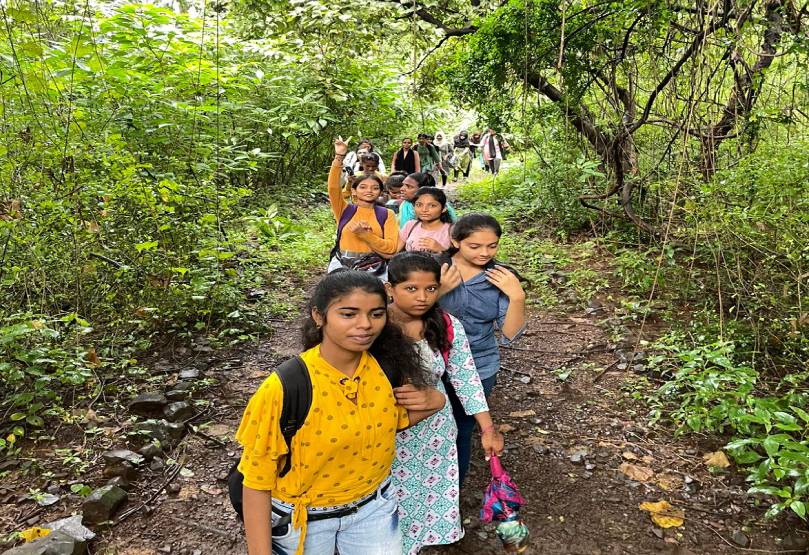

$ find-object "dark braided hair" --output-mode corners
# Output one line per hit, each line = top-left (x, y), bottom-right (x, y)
(406, 171), (436, 189)
(387, 253), (450, 356)
(302, 271), (426, 387)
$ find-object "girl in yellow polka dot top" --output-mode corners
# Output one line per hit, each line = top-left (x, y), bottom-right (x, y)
(236, 271), (446, 555)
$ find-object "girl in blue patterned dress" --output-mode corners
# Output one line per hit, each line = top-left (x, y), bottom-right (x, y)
(386, 252), (505, 554)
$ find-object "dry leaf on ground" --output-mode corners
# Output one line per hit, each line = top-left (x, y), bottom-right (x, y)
(508, 409), (536, 418)
(622, 451), (639, 461)
(619, 462), (654, 482)
(703, 450), (730, 468)
(639, 500), (685, 528)
(19, 526), (51, 542)
(498, 424), (516, 433)
(656, 474), (683, 492)
(205, 423), (232, 437)
(200, 484), (223, 496)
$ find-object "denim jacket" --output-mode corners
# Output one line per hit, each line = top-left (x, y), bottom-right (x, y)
(438, 266), (524, 380)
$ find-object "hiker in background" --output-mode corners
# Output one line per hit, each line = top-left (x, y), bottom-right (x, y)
(397, 172), (458, 229)
(433, 132), (454, 188)
(327, 138), (399, 278)
(469, 131), (484, 170)
(343, 138), (387, 176)
(415, 134), (441, 181)
(399, 187), (453, 254)
(391, 137), (420, 175)
(384, 172), (407, 214)
(452, 130), (473, 180)
(387, 253), (504, 554)
(481, 128), (509, 175)
(438, 214), (526, 486)
(237, 271), (445, 555)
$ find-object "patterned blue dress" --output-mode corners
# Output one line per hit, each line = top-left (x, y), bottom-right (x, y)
(392, 314), (489, 554)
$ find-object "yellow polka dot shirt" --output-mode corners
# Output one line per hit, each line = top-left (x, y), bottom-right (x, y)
(235, 346), (409, 548)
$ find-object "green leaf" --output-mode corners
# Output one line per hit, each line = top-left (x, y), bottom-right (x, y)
(135, 241), (159, 252)
(789, 500), (806, 519)
(10, 413), (26, 421)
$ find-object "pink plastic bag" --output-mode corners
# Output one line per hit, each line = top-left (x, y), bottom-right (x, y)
(480, 455), (530, 552)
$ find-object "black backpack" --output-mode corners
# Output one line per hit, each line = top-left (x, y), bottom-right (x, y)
(227, 356), (312, 520)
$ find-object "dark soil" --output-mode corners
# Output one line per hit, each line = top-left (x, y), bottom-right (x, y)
(2, 251), (807, 555)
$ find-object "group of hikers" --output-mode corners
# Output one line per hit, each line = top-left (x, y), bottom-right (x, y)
(235, 135), (526, 555)
(343, 129), (510, 191)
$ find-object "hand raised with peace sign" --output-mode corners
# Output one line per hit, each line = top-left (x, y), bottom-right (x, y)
(334, 136), (352, 157)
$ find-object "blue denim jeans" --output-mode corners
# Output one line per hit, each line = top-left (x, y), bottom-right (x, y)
(270, 482), (401, 554)
(447, 374), (497, 487)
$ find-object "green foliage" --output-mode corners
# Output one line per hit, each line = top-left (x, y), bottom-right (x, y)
(649, 334), (808, 520)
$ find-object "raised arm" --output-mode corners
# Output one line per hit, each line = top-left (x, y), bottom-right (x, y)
(328, 138), (349, 221)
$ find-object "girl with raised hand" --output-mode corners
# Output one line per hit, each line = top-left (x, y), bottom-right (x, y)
(438, 214), (527, 486)
(398, 187), (453, 255)
(237, 271), (445, 555)
(328, 137), (399, 277)
(397, 172), (458, 229)
(386, 253), (504, 554)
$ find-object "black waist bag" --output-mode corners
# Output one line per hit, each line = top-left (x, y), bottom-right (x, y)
(228, 356), (312, 520)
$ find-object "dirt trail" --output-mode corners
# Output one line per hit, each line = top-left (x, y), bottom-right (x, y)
(3, 176), (805, 554)
(92, 299), (801, 555)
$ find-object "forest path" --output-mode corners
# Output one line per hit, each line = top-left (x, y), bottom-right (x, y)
(94, 174), (799, 555)
(96, 291), (796, 555)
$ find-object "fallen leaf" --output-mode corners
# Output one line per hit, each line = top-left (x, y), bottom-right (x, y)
(641, 455), (654, 464)
(622, 451), (639, 460)
(200, 485), (222, 496)
(179, 467), (195, 478)
(619, 462), (654, 482)
(639, 500), (685, 528)
(19, 526), (51, 542)
(85, 348), (100, 367)
(498, 424), (516, 433)
(703, 450), (730, 468)
(205, 424), (232, 437)
(657, 474), (683, 492)
(508, 410), (536, 418)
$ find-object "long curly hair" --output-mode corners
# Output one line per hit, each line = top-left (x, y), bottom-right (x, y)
(387, 253), (450, 356)
(301, 271), (426, 387)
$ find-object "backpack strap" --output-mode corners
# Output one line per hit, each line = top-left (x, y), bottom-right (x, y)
(227, 356), (312, 520)
(331, 204), (358, 258)
(372, 205), (389, 239)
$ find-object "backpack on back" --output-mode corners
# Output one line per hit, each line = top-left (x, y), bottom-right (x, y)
(228, 356), (312, 520)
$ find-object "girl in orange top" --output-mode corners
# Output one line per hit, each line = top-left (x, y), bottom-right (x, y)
(237, 271), (446, 555)
(327, 138), (399, 277)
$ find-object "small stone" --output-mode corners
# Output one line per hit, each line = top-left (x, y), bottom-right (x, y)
(179, 368), (200, 380)
(166, 482), (182, 496)
(172, 381), (194, 391)
(103, 461), (139, 482)
(569, 453), (585, 465)
(633, 351), (647, 363)
(1, 530), (85, 555)
(138, 443), (162, 461)
(128, 392), (168, 417)
(587, 299), (603, 310)
(163, 401), (195, 423)
(165, 389), (190, 401)
(532, 445), (549, 455)
(518, 375), (531, 384)
(632, 364), (646, 373)
(102, 449), (145, 466)
(150, 457), (166, 472)
(585, 463), (596, 471)
(35, 493), (60, 507)
(730, 530), (750, 548)
(43, 515), (96, 542)
(158, 545), (172, 554)
(133, 419), (185, 445)
(82, 485), (127, 524)
(105, 476), (132, 491)
(652, 527), (664, 539)
(476, 530), (488, 540)
(616, 363), (628, 371)
(685, 448), (697, 456)
(582, 471), (593, 479)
